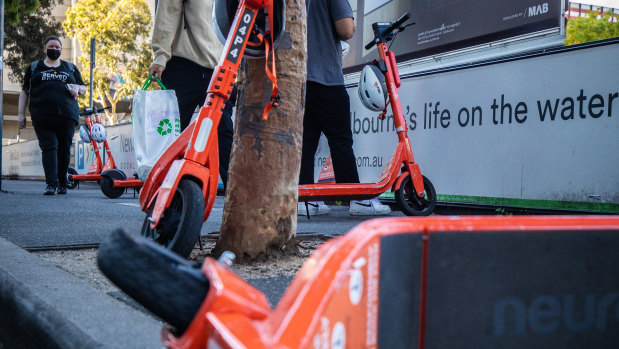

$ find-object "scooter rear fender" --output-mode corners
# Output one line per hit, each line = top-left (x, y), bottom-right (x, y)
(101, 169), (126, 180)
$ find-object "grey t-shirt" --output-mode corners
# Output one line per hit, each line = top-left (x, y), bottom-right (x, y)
(306, 0), (353, 86)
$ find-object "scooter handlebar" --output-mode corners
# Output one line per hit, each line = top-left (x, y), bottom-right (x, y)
(385, 12), (411, 38)
(364, 12), (411, 50)
(80, 106), (110, 116)
(364, 39), (376, 51)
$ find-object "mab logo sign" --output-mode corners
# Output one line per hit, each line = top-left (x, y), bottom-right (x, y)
(528, 2), (549, 17)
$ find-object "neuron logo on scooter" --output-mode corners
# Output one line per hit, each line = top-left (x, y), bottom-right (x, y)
(493, 292), (619, 336)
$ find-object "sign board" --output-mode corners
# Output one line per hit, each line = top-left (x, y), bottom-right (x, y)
(1, 140), (45, 179)
(344, 0), (564, 72)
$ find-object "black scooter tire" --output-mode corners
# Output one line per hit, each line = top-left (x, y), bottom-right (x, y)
(140, 179), (205, 258)
(100, 177), (125, 198)
(395, 175), (437, 216)
(66, 167), (78, 189)
(97, 229), (209, 335)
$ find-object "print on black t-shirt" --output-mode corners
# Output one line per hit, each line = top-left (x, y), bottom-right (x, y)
(41, 69), (70, 83)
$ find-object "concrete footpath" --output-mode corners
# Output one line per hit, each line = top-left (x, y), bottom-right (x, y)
(0, 179), (406, 348)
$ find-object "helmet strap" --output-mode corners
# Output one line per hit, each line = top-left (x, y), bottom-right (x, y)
(261, 1), (279, 121)
(378, 99), (390, 120)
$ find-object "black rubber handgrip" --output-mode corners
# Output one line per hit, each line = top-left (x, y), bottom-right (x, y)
(385, 12), (411, 38)
(365, 39), (376, 50)
(80, 106), (110, 116)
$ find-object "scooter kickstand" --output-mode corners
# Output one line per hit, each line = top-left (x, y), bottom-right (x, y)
(304, 201), (311, 220)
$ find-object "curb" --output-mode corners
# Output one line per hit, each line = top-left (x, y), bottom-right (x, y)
(0, 237), (163, 349)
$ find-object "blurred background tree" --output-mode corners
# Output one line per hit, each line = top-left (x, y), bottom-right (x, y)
(565, 10), (619, 45)
(5, 0), (39, 25)
(63, 0), (152, 124)
(4, 0), (64, 84)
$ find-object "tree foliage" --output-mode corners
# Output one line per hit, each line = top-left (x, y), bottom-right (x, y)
(565, 10), (619, 46)
(5, 0), (39, 26)
(63, 0), (152, 124)
(4, 0), (63, 84)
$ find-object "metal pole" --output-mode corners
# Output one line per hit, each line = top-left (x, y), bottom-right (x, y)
(0, 0), (5, 192)
(89, 37), (95, 110)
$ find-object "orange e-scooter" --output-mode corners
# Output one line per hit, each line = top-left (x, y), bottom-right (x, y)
(299, 13), (437, 217)
(69, 104), (143, 198)
(69, 105), (141, 198)
(137, 0), (278, 258)
(67, 106), (118, 188)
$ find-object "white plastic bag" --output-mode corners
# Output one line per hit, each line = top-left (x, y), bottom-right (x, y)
(132, 77), (181, 181)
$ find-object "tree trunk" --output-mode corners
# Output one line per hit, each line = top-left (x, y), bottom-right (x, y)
(215, 0), (306, 259)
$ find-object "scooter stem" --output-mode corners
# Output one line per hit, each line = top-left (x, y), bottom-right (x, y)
(378, 43), (425, 197)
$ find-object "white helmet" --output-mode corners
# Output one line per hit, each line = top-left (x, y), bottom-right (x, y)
(79, 125), (91, 143)
(90, 123), (107, 143)
(358, 65), (388, 112)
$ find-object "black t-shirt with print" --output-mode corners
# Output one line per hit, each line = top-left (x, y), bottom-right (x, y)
(22, 60), (85, 123)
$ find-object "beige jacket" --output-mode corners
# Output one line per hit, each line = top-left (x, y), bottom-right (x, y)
(152, 0), (223, 69)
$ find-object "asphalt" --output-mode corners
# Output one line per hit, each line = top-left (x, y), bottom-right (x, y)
(0, 179), (407, 348)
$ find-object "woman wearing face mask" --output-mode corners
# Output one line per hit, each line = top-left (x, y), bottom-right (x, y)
(18, 36), (87, 195)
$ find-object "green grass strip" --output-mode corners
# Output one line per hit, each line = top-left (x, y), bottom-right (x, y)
(379, 192), (619, 213)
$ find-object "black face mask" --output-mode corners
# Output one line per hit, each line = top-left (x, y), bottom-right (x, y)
(46, 49), (61, 60)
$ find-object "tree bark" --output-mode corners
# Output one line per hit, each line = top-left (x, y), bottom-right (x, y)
(215, 0), (307, 259)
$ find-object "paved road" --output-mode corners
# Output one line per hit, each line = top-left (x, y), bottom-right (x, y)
(0, 180), (405, 249)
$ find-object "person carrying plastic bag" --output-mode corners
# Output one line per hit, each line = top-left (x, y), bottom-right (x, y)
(132, 75), (181, 181)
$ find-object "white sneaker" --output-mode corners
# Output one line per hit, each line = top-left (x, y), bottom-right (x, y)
(298, 201), (331, 216)
(349, 198), (391, 216)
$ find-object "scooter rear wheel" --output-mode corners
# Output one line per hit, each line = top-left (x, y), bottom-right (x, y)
(66, 167), (78, 189)
(140, 179), (205, 258)
(97, 228), (208, 335)
(395, 175), (437, 216)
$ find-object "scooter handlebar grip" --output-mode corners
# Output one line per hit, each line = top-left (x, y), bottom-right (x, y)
(365, 39), (376, 50)
(385, 12), (410, 37)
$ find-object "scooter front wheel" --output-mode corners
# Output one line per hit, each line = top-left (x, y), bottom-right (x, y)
(140, 179), (205, 258)
(395, 175), (437, 216)
(66, 167), (78, 189)
(97, 228), (209, 335)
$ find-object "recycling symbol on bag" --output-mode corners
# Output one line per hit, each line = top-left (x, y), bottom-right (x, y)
(157, 119), (172, 136)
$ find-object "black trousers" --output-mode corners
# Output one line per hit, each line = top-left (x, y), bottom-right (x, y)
(161, 56), (235, 188)
(32, 116), (76, 187)
(299, 81), (359, 185)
